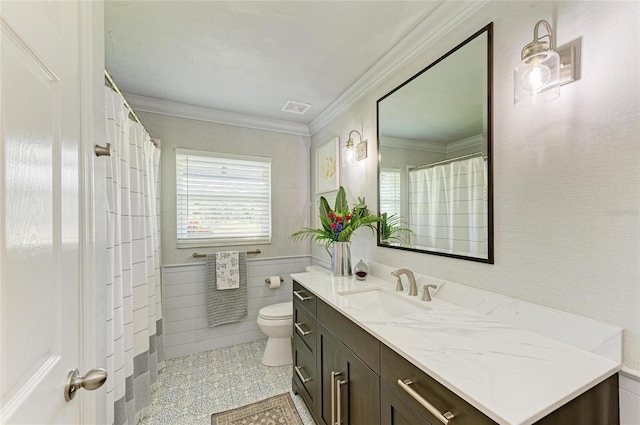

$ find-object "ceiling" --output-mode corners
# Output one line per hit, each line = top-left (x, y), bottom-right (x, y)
(104, 1), (446, 125)
(379, 30), (488, 144)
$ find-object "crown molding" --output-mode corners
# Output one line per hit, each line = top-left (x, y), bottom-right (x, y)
(308, 0), (487, 136)
(381, 136), (445, 153)
(381, 133), (484, 154)
(447, 134), (485, 153)
(124, 93), (311, 137)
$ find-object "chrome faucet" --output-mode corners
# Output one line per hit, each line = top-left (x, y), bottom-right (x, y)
(391, 269), (418, 296)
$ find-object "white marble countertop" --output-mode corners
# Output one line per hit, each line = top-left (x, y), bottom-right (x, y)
(290, 270), (622, 425)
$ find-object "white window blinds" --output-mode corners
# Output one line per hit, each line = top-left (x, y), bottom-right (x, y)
(380, 169), (401, 217)
(176, 149), (272, 247)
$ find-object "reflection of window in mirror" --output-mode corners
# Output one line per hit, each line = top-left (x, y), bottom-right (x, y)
(380, 169), (401, 217)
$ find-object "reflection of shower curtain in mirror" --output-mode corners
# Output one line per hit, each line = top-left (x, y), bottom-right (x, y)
(409, 156), (487, 257)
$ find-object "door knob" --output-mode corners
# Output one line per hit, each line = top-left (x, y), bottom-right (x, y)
(64, 368), (108, 401)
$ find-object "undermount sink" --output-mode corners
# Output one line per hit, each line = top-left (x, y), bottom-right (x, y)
(337, 287), (429, 319)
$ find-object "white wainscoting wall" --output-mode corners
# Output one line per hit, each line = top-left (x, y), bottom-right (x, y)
(162, 255), (311, 359)
(620, 369), (640, 425)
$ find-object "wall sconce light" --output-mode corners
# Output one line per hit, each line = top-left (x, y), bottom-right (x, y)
(514, 20), (579, 107)
(342, 130), (367, 167)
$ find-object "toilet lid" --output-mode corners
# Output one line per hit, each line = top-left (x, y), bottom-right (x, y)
(258, 301), (293, 320)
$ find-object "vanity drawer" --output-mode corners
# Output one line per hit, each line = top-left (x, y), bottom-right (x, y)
(381, 344), (495, 425)
(293, 341), (316, 405)
(293, 280), (316, 316)
(381, 380), (432, 425)
(293, 301), (316, 353)
(317, 298), (380, 374)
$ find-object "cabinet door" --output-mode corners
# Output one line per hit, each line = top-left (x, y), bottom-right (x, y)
(338, 344), (380, 425)
(381, 381), (432, 425)
(318, 324), (343, 425)
(319, 324), (380, 425)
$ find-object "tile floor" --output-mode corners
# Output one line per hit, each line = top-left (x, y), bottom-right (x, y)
(140, 339), (315, 425)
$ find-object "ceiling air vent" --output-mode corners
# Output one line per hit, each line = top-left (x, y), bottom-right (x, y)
(281, 100), (312, 115)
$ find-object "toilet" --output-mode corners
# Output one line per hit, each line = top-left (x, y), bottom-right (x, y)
(257, 301), (293, 366)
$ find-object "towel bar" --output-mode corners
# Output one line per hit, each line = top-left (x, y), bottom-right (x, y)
(193, 249), (261, 258)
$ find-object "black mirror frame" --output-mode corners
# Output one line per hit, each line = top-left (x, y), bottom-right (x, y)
(376, 22), (494, 264)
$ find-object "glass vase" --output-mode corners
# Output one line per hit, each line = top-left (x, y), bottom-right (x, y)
(354, 259), (369, 280)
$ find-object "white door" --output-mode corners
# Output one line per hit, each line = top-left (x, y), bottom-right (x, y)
(1, 1), (100, 423)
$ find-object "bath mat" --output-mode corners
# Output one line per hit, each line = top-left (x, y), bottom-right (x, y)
(211, 393), (303, 425)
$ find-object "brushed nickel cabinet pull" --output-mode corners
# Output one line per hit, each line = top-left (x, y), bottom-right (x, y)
(294, 322), (311, 336)
(293, 290), (312, 301)
(397, 379), (455, 424)
(331, 371), (342, 425)
(294, 365), (311, 383)
(335, 379), (347, 425)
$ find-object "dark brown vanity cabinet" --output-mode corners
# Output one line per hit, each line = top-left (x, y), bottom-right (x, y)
(292, 280), (619, 425)
(381, 381), (433, 425)
(317, 323), (380, 425)
(292, 281), (318, 418)
(292, 279), (380, 425)
(381, 344), (495, 425)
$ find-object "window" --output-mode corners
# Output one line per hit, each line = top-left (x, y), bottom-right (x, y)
(380, 168), (401, 218)
(176, 149), (271, 247)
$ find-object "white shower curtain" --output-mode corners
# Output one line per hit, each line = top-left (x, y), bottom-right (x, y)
(104, 87), (163, 425)
(409, 156), (487, 257)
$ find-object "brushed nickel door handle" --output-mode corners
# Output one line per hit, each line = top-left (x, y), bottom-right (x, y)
(64, 368), (108, 401)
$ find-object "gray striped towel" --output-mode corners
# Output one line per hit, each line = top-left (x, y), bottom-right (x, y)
(206, 251), (248, 327)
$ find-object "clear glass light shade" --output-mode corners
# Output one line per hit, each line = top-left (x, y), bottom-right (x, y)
(342, 141), (357, 167)
(514, 50), (560, 107)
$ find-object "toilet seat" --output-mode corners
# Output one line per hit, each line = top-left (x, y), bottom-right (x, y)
(258, 301), (292, 320)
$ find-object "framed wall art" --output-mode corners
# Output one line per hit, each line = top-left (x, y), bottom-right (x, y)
(315, 137), (339, 194)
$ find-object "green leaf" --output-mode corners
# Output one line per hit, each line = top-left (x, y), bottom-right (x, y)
(319, 196), (332, 230)
(378, 213), (413, 245)
(319, 215), (335, 236)
(334, 186), (348, 213)
(290, 227), (333, 245)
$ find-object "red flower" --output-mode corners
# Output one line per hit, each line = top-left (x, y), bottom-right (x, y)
(331, 222), (338, 229)
(328, 211), (335, 219)
(337, 216), (344, 223)
(346, 214), (352, 220)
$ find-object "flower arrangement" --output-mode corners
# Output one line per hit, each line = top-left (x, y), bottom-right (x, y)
(290, 186), (381, 247)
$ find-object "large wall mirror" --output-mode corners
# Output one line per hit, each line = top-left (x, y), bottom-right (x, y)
(377, 23), (493, 263)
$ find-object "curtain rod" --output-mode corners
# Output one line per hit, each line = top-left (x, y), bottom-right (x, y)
(104, 69), (157, 146)
(409, 152), (486, 172)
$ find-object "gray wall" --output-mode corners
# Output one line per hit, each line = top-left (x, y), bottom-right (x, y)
(137, 112), (312, 265)
(162, 256), (309, 359)
(310, 1), (640, 372)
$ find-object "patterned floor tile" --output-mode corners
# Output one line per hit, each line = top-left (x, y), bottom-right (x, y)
(139, 340), (315, 425)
